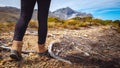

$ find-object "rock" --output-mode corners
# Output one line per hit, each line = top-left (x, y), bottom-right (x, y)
(1, 33), (10, 36)
(7, 42), (12, 46)
(103, 49), (109, 53)
(40, 62), (46, 66)
(25, 31), (38, 36)
(9, 32), (14, 35)
(40, 56), (50, 61)
(25, 31), (29, 35)
(83, 34), (88, 37)
(111, 26), (117, 30)
(47, 34), (55, 38)
(29, 53), (35, 57)
(53, 33), (60, 36)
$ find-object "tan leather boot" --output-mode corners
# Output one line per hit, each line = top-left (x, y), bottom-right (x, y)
(10, 40), (23, 61)
(37, 44), (52, 58)
(37, 44), (47, 53)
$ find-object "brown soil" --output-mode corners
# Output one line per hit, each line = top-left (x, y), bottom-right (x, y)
(0, 26), (120, 68)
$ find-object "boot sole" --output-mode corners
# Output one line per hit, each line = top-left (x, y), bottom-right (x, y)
(10, 50), (22, 61)
(10, 54), (20, 61)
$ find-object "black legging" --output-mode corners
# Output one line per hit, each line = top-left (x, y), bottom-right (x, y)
(13, 0), (51, 44)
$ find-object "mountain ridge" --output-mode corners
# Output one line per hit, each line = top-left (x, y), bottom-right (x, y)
(0, 6), (93, 22)
(51, 7), (92, 20)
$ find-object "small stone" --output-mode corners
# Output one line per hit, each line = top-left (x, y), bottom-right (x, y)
(103, 49), (109, 53)
(2, 33), (10, 36)
(40, 62), (46, 66)
(84, 52), (90, 56)
(40, 56), (49, 61)
(29, 53), (35, 56)
(47, 34), (55, 38)
(7, 42), (12, 46)
(83, 34), (88, 37)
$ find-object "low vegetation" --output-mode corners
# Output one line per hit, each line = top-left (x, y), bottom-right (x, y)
(48, 16), (120, 30)
(0, 22), (15, 33)
(0, 16), (120, 33)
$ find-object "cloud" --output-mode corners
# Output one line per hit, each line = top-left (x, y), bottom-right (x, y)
(0, 0), (120, 20)
(96, 8), (120, 14)
(50, 0), (120, 12)
(0, 0), (120, 12)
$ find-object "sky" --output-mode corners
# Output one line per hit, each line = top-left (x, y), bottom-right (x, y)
(0, 0), (120, 20)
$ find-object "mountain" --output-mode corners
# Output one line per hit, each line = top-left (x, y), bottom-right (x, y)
(51, 7), (93, 20)
(51, 7), (76, 19)
(0, 6), (38, 22)
(0, 6), (20, 22)
(0, 6), (20, 14)
(0, 6), (93, 22)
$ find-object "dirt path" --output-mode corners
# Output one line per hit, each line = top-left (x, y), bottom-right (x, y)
(0, 26), (120, 68)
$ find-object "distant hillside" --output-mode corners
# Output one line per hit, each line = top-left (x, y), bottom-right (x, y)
(0, 6), (38, 23)
(0, 6), (20, 14)
(0, 6), (93, 22)
(0, 6), (20, 22)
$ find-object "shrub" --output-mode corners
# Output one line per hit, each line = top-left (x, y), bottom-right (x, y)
(0, 22), (15, 32)
(48, 22), (55, 28)
(29, 21), (38, 28)
(65, 20), (80, 26)
(79, 22), (88, 27)
(48, 17), (61, 22)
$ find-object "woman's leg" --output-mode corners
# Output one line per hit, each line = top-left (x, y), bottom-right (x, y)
(10, 0), (36, 61)
(13, 0), (36, 41)
(37, 0), (51, 44)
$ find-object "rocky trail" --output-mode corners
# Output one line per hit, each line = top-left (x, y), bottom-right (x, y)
(0, 26), (120, 68)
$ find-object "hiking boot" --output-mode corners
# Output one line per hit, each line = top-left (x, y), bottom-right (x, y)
(10, 41), (23, 61)
(37, 44), (52, 58)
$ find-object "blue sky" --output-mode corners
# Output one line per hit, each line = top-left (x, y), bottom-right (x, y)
(0, 0), (120, 20)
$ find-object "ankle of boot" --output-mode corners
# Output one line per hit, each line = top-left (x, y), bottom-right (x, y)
(37, 44), (47, 53)
(11, 40), (23, 54)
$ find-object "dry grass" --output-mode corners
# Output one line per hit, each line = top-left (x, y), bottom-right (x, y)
(0, 22), (15, 33)
(0, 17), (119, 32)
